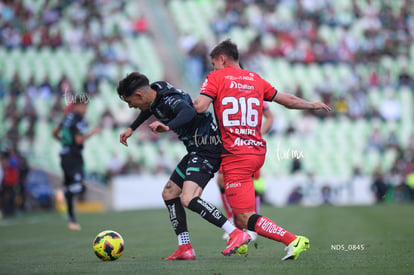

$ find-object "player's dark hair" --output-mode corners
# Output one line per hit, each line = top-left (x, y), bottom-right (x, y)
(117, 72), (150, 99)
(210, 39), (239, 61)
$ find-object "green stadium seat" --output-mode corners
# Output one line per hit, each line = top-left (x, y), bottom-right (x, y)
(169, 0), (192, 34)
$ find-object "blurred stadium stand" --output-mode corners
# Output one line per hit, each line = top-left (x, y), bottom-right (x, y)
(1, 0), (413, 206)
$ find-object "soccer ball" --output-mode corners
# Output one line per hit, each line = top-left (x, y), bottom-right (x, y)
(237, 244), (248, 255)
(93, 230), (124, 261)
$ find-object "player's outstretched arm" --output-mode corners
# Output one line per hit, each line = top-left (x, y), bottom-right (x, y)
(120, 128), (134, 147)
(274, 92), (332, 112)
(121, 110), (152, 147)
(75, 127), (100, 145)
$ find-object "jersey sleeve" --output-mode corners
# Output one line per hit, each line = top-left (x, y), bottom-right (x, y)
(200, 72), (217, 100)
(262, 78), (278, 102)
(130, 110), (152, 130)
(166, 99), (196, 130)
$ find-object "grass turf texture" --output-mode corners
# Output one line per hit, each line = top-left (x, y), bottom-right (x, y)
(0, 204), (413, 275)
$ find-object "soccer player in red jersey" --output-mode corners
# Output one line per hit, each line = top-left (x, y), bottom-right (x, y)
(194, 39), (331, 260)
(217, 101), (273, 241)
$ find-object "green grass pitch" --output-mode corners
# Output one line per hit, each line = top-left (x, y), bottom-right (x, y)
(0, 204), (413, 275)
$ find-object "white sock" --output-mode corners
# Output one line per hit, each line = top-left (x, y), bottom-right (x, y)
(221, 220), (237, 234)
(178, 232), (190, 245)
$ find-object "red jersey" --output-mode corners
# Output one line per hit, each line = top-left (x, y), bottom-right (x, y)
(200, 65), (277, 155)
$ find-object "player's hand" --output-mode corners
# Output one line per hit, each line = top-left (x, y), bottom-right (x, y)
(149, 121), (170, 133)
(312, 102), (332, 112)
(120, 128), (133, 147)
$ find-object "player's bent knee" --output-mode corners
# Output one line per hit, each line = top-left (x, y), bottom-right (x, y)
(162, 180), (181, 200)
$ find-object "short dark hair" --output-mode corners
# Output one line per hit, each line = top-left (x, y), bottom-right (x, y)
(210, 39), (239, 61)
(117, 72), (150, 99)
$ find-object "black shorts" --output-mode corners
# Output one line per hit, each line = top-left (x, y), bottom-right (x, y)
(60, 153), (84, 186)
(170, 152), (221, 189)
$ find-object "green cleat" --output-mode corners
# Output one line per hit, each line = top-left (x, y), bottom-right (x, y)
(281, 236), (310, 260)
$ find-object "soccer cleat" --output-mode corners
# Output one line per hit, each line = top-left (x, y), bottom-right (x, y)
(165, 244), (196, 260)
(222, 229), (251, 256)
(281, 235), (310, 260)
(68, 222), (81, 231)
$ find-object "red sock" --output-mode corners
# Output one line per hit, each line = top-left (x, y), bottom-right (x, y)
(254, 216), (296, 246)
(220, 193), (233, 220)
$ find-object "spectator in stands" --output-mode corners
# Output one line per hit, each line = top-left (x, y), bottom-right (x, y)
(379, 91), (401, 122)
(347, 90), (367, 120)
(291, 158), (302, 174)
(365, 127), (385, 154)
(0, 149), (19, 217)
(0, 74), (6, 98)
(58, 75), (74, 97)
(41, 2), (61, 25)
(154, 149), (174, 175)
(38, 76), (54, 99)
(105, 153), (125, 181)
(0, 151), (3, 182)
(385, 131), (400, 150)
(287, 186), (303, 205)
(16, 151), (29, 211)
(122, 155), (142, 174)
(21, 93), (37, 123)
(83, 71), (99, 96)
(371, 167), (388, 203)
(48, 96), (64, 123)
(132, 15), (149, 36)
(10, 73), (23, 97)
(398, 68), (414, 90)
(407, 135), (414, 152)
(20, 27), (33, 48)
(26, 76), (39, 99)
(334, 95), (348, 116)
(100, 108), (117, 130)
(321, 185), (332, 205)
(6, 114), (20, 150)
(90, 52), (112, 82)
(4, 94), (18, 120)
(186, 40), (209, 87)
(39, 26), (52, 48)
(64, 20), (84, 50)
(49, 28), (63, 48)
(402, 157), (414, 201)
(1, 22), (21, 49)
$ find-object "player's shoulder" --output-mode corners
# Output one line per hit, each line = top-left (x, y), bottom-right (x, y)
(206, 68), (227, 79)
(243, 69), (264, 81)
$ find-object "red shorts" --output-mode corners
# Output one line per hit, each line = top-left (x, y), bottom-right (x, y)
(221, 154), (265, 215)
